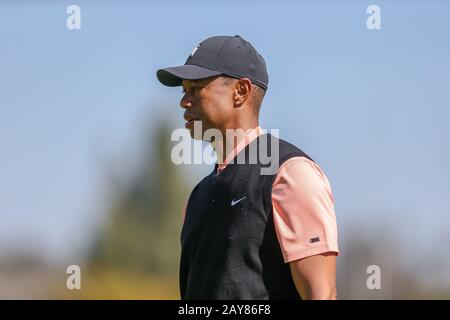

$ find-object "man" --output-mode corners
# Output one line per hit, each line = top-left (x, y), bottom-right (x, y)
(156, 35), (339, 300)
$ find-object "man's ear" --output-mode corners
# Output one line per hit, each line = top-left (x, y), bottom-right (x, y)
(233, 78), (252, 107)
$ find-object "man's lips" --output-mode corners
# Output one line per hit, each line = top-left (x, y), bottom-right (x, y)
(184, 114), (201, 125)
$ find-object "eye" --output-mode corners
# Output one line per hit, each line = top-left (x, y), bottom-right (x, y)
(182, 85), (203, 95)
(192, 86), (203, 92)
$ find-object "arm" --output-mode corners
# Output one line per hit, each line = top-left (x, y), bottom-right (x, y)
(289, 252), (337, 300)
(271, 157), (340, 299)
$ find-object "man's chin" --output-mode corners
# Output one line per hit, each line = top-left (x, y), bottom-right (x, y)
(187, 121), (222, 142)
(187, 126), (204, 141)
(187, 120), (206, 141)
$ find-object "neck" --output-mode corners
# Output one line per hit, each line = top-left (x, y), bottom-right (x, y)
(211, 121), (259, 164)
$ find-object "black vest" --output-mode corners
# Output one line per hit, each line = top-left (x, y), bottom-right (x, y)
(180, 133), (314, 299)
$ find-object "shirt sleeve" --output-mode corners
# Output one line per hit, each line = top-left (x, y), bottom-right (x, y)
(271, 156), (339, 263)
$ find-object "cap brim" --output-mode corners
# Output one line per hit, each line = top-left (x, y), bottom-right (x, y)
(156, 64), (223, 87)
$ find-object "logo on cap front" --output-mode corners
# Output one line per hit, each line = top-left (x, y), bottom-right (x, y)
(190, 45), (199, 58)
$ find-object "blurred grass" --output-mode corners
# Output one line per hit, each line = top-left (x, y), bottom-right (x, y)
(51, 265), (179, 300)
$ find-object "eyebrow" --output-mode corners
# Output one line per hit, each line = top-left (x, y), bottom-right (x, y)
(182, 80), (204, 89)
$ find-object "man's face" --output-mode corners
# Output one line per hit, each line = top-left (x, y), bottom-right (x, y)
(180, 76), (234, 139)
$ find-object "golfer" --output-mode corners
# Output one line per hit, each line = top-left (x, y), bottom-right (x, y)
(157, 35), (339, 300)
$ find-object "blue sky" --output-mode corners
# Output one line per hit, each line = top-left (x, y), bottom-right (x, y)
(0, 1), (449, 271)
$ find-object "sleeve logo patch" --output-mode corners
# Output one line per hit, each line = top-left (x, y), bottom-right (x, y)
(309, 237), (321, 244)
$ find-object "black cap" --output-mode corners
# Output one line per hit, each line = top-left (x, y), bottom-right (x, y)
(156, 35), (269, 90)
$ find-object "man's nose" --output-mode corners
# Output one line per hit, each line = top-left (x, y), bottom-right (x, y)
(180, 94), (192, 109)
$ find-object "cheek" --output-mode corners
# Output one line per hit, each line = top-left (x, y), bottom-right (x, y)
(206, 90), (233, 118)
(196, 86), (234, 128)
(198, 95), (222, 122)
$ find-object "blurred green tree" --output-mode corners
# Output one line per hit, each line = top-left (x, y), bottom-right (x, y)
(88, 118), (188, 276)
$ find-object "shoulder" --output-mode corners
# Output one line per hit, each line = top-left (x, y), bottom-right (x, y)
(265, 135), (315, 164)
(277, 156), (328, 181)
(273, 156), (334, 201)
